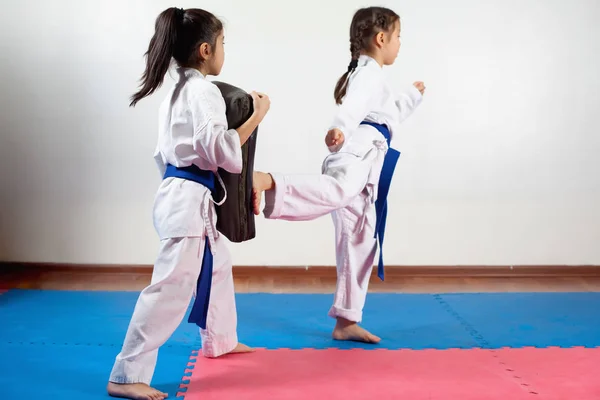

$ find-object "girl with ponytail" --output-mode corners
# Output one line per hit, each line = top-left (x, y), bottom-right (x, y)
(108, 7), (270, 399)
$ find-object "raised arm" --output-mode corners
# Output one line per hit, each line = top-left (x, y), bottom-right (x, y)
(190, 86), (243, 174)
(395, 82), (425, 123)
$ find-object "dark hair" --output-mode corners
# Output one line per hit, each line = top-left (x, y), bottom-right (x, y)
(130, 7), (223, 107)
(333, 7), (400, 104)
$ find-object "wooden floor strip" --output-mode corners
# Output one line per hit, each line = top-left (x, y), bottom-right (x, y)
(1, 263), (599, 293)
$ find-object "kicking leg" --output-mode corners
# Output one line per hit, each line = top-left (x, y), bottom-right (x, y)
(253, 148), (380, 220)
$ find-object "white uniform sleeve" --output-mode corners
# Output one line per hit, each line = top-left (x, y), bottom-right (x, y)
(329, 68), (380, 141)
(395, 85), (423, 123)
(190, 85), (243, 174)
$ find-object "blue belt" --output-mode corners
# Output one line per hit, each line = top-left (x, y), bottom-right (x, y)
(163, 163), (216, 329)
(360, 121), (400, 281)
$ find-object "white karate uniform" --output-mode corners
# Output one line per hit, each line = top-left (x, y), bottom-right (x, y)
(109, 68), (242, 385)
(264, 55), (423, 322)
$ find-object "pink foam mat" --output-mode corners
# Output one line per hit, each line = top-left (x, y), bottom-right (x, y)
(178, 347), (600, 400)
(496, 347), (600, 398)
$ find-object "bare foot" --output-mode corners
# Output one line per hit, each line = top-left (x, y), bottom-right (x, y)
(332, 317), (381, 344)
(252, 171), (274, 215)
(204, 342), (255, 359)
(107, 382), (167, 400)
(228, 342), (255, 354)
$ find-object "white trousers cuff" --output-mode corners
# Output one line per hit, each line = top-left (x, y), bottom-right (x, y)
(201, 331), (238, 358)
(109, 358), (154, 385)
(328, 305), (363, 323)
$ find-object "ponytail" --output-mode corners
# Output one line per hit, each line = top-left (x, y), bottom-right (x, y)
(130, 7), (182, 107)
(129, 8), (224, 107)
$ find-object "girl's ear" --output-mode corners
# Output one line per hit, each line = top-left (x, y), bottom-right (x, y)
(199, 42), (212, 60)
(375, 32), (385, 48)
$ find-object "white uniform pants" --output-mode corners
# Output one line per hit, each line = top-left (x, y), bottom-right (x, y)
(109, 234), (237, 385)
(264, 129), (387, 322)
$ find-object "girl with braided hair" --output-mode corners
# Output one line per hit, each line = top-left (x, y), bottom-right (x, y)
(253, 7), (425, 344)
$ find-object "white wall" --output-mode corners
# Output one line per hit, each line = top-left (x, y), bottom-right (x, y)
(1, 0), (599, 266)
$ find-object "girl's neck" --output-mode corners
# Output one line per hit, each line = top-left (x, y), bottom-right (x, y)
(361, 51), (384, 67)
(198, 65), (209, 76)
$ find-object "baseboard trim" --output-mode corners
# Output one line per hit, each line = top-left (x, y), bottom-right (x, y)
(1, 262), (599, 278)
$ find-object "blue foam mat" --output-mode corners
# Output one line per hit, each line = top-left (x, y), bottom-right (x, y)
(2, 289), (599, 350)
(235, 292), (480, 349)
(437, 292), (600, 348)
(0, 343), (191, 399)
(0, 289), (200, 346)
(0, 289), (479, 349)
